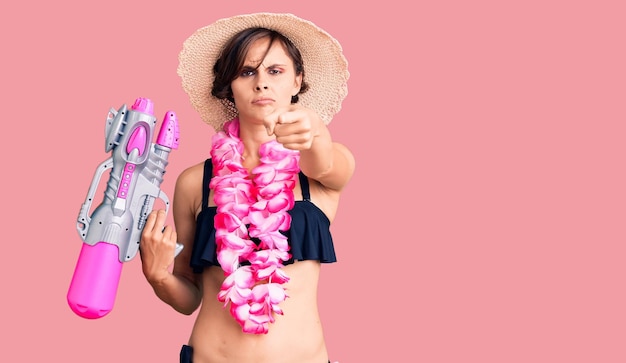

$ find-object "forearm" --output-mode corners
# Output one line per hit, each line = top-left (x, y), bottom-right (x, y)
(299, 124), (355, 191)
(299, 124), (334, 179)
(147, 272), (202, 315)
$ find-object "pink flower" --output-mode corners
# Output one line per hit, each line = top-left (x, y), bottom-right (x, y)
(248, 211), (290, 235)
(216, 248), (240, 274)
(251, 283), (287, 316)
(218, 266), (254, 305)
(248, 249), (291, 279)
(214, 212), (247, 234)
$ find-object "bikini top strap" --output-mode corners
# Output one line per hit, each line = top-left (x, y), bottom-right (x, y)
(298, 171), (310, 201)
(202, 159), (213, 210)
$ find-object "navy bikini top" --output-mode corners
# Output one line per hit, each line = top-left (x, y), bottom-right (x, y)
(190, 159), (337, 273)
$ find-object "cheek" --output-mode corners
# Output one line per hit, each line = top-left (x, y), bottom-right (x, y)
(230, 82), (248, 101)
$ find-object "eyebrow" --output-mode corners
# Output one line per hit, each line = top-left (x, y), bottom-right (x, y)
(243, 61), (289, 69)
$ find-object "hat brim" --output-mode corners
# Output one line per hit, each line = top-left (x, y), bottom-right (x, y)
(177, 13), (349, 131)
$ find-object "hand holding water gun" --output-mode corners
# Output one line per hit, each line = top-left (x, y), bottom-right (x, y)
(67, 97), (181, 319)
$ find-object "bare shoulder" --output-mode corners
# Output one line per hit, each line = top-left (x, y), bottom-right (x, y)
(177, 160), (206, 184)
(173, 160), (208, 216)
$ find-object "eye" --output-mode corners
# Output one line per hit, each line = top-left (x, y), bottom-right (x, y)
(240, 69), (256, 77)
(268, 68), (281, 75)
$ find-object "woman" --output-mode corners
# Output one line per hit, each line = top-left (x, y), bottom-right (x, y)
(140, 13), (354, 363)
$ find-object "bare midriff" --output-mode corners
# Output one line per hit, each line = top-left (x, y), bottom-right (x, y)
(188, 260), (329, 363)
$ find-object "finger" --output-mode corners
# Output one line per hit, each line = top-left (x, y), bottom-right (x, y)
(277, 112), (299, 125)
(145, 209), (167, 233)
(165, 228), (178, 248)
(162, 224), (176, 240)
(144, 210), (159, 233)
(265, 107), (299, 135)
(263, 112), (279, 136)
(155, 209), (168, 231)
(280, 141), (310, 151)
(275, 121), (306, 145)
(276, 123), (312, 141)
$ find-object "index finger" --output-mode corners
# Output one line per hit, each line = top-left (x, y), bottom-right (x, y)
(263, 109), (280, 135)
(145, 209), (167, 232)
(264, 107), (298, 135)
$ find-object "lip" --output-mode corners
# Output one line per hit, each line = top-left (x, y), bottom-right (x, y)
(252, 97), (274, 105)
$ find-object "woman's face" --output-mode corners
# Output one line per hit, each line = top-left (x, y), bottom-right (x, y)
(231, 37), (302, 122)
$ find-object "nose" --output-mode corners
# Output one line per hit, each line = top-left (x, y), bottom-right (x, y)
(254, 71), (269, 91)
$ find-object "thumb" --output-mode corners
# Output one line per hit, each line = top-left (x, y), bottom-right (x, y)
(263, 112), (279, 136)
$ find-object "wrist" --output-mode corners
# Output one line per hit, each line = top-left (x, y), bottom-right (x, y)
(145, 268), (172, 287)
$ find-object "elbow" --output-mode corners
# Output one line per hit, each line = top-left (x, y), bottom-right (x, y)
(177, 306), (198, 316)
(174, 299), (201, 315)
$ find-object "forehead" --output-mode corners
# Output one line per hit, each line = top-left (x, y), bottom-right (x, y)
(244, 37), (292, 65)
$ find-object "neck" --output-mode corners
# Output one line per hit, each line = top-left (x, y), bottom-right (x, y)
(238, 121), (275, 161)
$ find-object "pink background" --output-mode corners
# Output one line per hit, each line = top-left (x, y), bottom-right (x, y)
(2, 0), (625, 362)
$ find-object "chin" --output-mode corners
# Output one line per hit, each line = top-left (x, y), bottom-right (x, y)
(242, 109), (274, 122)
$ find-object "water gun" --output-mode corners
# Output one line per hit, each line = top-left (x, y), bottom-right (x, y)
(67, 97), (181, 319)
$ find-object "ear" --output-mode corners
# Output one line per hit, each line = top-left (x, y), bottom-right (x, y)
(293, 73), (303, 96)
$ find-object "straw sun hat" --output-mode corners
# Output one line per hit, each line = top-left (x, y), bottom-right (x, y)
(177, 12), (349, 131)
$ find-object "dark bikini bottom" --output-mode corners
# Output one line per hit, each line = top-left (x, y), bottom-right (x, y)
(180, 345), (192, 363)
(180, 345), (331, 363)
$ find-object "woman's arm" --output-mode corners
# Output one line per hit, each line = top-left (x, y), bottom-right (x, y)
(140, 163), (204, 315)
(266, 105), (356, 191)
(299, 125), (355, 192)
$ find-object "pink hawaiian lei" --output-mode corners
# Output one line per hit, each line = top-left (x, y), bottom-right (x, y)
(210, 119), (300, 334)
